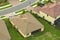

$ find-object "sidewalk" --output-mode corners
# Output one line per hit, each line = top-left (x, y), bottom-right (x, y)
(4, 12), (16, 18)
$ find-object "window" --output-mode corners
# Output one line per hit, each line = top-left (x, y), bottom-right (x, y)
(47, 14), (48, 16)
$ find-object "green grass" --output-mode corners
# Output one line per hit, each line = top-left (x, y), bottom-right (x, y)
(0, 1), (12, 10)
(3, 13), (60, 40)
(16, 9), (28, 13)
(15, 9), (29, 15)
(0, 2), (9, 7)
(0, 5), (12, 10)
(20, 0), (26, 2)
(0, 16), (5, 18)
(31, 3), (37, 7)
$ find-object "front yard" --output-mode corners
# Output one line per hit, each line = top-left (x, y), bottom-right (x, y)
(3, 13), (60, 40)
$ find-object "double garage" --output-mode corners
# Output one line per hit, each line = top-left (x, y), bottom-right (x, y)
(54, 18), (60, 27)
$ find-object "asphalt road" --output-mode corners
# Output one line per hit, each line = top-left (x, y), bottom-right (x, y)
(0, 0), (37, 16)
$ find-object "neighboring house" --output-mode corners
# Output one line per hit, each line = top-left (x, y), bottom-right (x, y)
(0, 19), (11, 40)
(32, 2), (60, 24)
(9, 13), (44, 37)
(56, 0), (60, 2)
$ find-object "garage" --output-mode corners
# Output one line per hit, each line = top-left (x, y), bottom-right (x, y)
(54, 18), (60, 27)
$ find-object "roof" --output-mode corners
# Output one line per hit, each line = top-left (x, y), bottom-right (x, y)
(32, 6), (41, 13)
(0, 19), (10, 40)
(56, 0), (60, 2)
(10, 13), (44, 35)
(33, 3), (60, 18)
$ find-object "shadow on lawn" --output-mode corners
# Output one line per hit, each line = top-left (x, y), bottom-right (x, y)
(31, 31), (46, 37)
(55, 26), (60, 30)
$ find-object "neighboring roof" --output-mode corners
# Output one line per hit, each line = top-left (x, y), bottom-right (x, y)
(56, 0), (60, 2)
(33, 3), (60, 18)
(32, 6), (41, 13)
(0, 19), (10, 40)
(41, 3), (60, 18)
(10, 13), (44, 35)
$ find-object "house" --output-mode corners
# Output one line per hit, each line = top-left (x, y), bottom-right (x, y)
(56, 0), (60, 2)
(32, 2), (60, 25)
(9, 13), (44, 37)
(0, 19), (11, 40)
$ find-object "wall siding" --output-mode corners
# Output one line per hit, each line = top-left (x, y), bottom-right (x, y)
(38, 11), (55, 24)
(56, 15), (60, 19)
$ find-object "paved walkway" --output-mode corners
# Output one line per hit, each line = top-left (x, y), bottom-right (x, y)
(4, 12), (15, 17)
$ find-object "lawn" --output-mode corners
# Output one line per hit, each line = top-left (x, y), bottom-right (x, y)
(0, 4), (12, 10)
(0, 0), (12, 10)
(3, 13), (60, 40)
(19, 0), (26, 2)
(0, 1), (9, 7)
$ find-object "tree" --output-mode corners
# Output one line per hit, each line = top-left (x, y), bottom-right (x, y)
(22, 10), (26, 14)
(48, 0), (53, 3)
(0, 0), (3, 3)
(37, 2), (40, 6)
(39, 0), (53, 4)
(0, 0), (7, 3)
(37, 0), (45, 7)
(4, 0), (7, 2)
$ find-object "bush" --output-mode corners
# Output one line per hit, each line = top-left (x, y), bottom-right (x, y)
(0, 0), (9, 7)
(0, 0), (7, 3)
